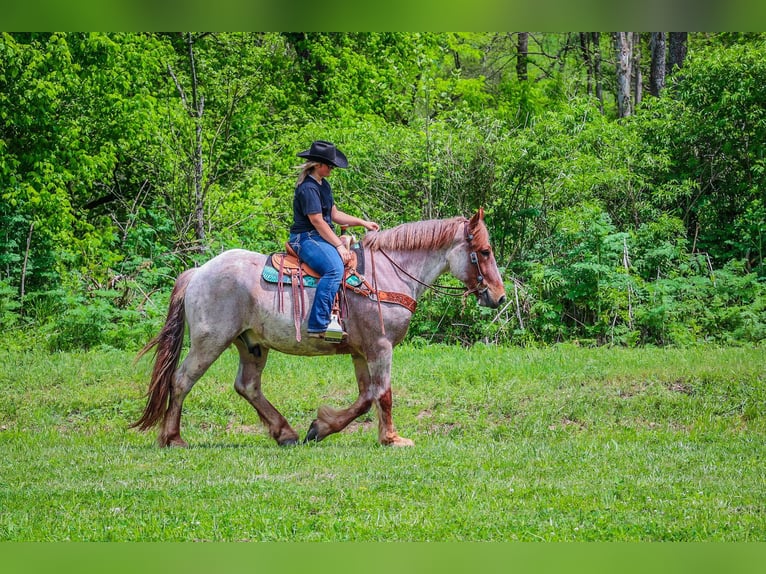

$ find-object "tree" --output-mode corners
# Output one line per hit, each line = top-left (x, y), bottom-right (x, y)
(280, 32), (433, 124)
(517, 32), (529, 81)
(632, 32), (643, 109)
(668, 32), (688, 73)
(613, 32), (633, 117)
(168, 32), (207, 246)
(644, 41), (766, 271)
(156, 32), (293, 254)
(0, 33), (171, 309)
(579, 32), (604, 111)
(649, 32), (666, 96)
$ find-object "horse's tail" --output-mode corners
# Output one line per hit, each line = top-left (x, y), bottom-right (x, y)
(131, 268), (196, 431)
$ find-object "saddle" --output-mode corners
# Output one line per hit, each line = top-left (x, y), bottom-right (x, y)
(270, 237), (360, 281)
(263, 236), (363, 289)
(261, 236), (416, 342)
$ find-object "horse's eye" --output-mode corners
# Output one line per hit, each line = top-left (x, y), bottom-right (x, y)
(481, 249), (491, 258)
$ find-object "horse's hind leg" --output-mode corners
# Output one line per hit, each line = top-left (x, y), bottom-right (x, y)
(160, 341), (223, 447)
(160, 369), (194, 447)
(233, 342), (299, 446)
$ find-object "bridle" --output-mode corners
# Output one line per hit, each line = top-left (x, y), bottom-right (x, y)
(374, 218), (490, 300)
(463, 220), (490, 297)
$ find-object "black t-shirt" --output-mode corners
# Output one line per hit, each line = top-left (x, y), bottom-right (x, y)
(290, 176), (335, 234)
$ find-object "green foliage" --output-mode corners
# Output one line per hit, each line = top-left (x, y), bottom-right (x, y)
(0, 32), (174, 317)
(643, 40), (766, 272)
(282, 33), (434, 124)
(407, 285), (504, 347)
(40, 287), (167, 352)
(0, 278), (20, 329)
(1, 32), (765, 349)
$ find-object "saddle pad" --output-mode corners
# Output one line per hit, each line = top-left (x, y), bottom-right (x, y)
(262, 264), (363, 289)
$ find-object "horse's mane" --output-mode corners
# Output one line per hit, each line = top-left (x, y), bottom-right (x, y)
(362, 216), (486, 252)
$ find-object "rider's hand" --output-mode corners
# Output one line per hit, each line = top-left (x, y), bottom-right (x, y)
(337, 245), (352, 264)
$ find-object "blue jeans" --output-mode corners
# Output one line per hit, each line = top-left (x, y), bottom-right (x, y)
(288, 231), (344, 333)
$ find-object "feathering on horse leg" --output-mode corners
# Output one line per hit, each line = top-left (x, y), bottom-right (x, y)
(158, 370), (194, 447)
(374, 386), (413, 447)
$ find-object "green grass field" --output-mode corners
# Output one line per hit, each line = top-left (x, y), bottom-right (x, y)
(0, 343), (763, 541)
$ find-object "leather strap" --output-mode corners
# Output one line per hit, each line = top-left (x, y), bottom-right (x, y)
(344, 271), (417, 314)
(376, 290), (417, 314)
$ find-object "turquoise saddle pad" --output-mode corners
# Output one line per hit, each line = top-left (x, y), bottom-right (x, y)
(262, 264), (363, 289)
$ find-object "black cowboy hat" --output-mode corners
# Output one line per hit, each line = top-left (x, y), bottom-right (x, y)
(297, 140), (349, 168)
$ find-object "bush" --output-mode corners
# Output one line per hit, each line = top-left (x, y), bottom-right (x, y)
(41, 286), (168, 352)
(0, 279), (21, 330)
(406, 284), (507, 346)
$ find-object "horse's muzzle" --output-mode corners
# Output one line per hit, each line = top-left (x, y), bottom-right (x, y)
(479, 290), (506, 309)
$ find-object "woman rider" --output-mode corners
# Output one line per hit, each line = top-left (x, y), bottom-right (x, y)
(288, 141), (379, 339)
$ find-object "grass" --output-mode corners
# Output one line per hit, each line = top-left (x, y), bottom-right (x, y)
(0, 343), (764, 541)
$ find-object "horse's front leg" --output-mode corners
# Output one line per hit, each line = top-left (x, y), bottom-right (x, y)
(305, 342), (413, 446)
(364, 343), (413, 447)
(373, 384), (413, 447)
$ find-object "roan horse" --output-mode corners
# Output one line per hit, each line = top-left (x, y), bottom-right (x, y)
(132, 209), (506, 447)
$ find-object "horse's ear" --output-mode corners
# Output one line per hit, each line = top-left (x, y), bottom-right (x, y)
(470, 207), (485, 224)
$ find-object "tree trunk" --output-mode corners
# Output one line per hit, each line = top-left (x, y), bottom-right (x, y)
(649, 32), (666, 96)
(19, 221), (34, 315)
(580, 33), (592, 95)
(632, 32), (642, 109)
(186, 32), (206, 246)
(516, 32), (528, 81)
(613, 32), (633, 118)
(592, 32), (604, 112)
(668, 32), (688, 73)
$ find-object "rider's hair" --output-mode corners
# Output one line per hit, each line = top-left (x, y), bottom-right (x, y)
(295, 161), (321, 186)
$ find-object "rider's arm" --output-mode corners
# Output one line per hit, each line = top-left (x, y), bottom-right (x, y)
(307, 213), (352, 264)
(331, 206), (380, 232)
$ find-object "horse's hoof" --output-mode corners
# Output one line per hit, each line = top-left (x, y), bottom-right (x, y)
(163, 438), (189, 448)
(384, 436), (414, 447)
(304, 420), (320, 443)
(278, 438), (299, 447)
(158, 432), (188, 448)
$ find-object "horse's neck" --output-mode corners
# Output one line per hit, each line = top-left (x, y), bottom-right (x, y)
(374, 247), (450, 299)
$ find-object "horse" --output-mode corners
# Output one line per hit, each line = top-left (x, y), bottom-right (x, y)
(132, 208), (506, 447)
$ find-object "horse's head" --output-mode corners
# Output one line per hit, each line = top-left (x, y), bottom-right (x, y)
(448, 208), (506, 309)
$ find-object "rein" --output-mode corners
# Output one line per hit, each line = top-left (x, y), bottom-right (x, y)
(373, 219), (489, 300)
(376, 247), (468, 298)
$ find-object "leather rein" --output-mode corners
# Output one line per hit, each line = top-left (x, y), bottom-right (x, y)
(373, 219), (490, 301)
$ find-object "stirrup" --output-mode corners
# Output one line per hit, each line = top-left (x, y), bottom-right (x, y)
(314, 314), (345, 343)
